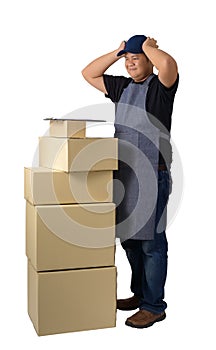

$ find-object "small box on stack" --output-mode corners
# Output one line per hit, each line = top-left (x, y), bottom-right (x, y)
(24, 118), (118, 336)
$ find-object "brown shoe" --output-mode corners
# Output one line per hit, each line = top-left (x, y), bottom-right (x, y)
(125, 309), (166, 328)
(117, 295), (140, 311)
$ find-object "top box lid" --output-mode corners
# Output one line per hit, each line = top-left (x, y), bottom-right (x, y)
(44, 118), (106, 122)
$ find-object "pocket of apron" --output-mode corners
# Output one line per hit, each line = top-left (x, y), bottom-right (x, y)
(138, 131), (159, 167)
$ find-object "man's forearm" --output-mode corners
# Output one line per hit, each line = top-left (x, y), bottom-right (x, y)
(143, 45), (176, 71)
(81, 41), (125, 93)
(142, 38), (178, 87)
(82, 49), (120, 79)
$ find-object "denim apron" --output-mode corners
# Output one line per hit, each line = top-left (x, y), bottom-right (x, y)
(114, 74), (163, 241)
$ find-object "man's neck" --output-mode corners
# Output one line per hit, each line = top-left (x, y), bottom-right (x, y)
(133, 72), (153, 83)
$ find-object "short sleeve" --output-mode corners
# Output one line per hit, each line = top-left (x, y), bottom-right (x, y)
(147, 74), (179, 131)
(157, 74), (179, 100)
(103, 74), (131, 102)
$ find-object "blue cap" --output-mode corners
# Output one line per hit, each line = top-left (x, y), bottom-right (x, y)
(117, 35), (147, 56)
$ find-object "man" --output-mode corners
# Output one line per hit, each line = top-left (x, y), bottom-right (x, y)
(82, 35), (178, 328)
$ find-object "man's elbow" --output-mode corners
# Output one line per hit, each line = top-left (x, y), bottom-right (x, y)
(81, 67), (88, 80)
(158, 57), (178, 88)
(162, 56), (178, 75)
(81, 67), (97, 84)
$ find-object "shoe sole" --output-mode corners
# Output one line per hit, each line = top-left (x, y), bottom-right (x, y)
(125, 313), (166, 328)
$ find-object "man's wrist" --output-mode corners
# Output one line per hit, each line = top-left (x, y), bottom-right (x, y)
(113, 49), (123, 59)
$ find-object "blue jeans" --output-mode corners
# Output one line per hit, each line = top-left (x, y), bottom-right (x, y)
(121, 170), (171, 314)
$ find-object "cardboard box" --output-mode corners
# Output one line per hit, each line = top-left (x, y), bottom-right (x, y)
(26, 201), (115, 271)
(39, 137), (118, 172)
(49, 119), (86, 138)
(28, 261), (117, 335)
(24, 167), (113, 205)
(45, 118), (107, 138)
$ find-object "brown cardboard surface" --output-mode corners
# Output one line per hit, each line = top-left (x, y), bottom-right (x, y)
(49, 119), (86, 138)
(28, 261), (117, 335)
(26, 201), (116, 271)
(39, 137), (118, 172)
(24, 167), (113, 205)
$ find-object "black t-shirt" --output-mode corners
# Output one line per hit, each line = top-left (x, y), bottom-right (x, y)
(103, 73), (179, 165)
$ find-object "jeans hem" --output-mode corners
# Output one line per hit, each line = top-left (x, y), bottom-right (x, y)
(139, 305), (167, 314)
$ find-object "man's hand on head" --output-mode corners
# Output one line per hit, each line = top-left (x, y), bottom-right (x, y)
(116, 41), (126, 57)
(142, 37), (159, 51)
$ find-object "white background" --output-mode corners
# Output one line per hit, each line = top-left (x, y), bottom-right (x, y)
(1, 0), (215, 348)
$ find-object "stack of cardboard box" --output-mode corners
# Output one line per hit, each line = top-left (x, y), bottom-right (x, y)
(24, 119), (118, 336)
